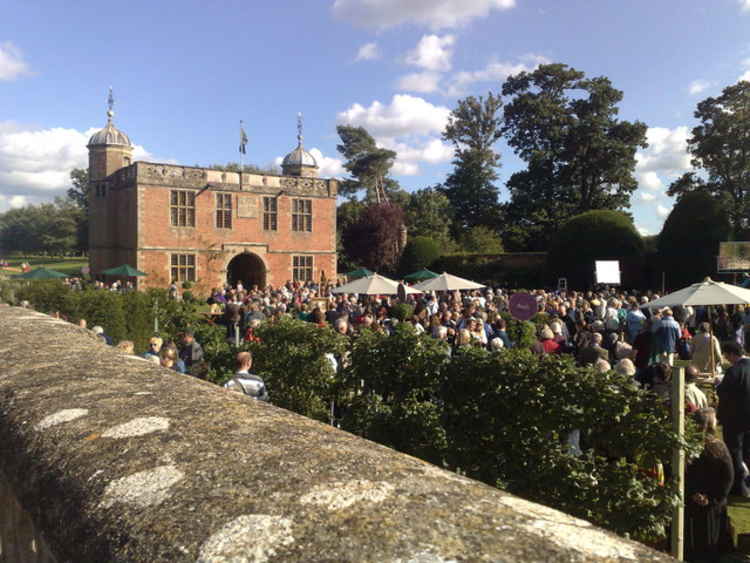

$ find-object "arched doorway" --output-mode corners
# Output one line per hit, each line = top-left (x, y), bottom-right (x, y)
(227, 252), (266, 289)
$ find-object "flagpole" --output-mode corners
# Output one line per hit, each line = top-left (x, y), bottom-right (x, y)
(239, 120), (244, 184)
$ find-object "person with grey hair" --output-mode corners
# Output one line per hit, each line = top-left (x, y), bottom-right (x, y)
(577, 331), (609, 366)
(684, 407), (734, 561)
(685, 365), (708, 410)
(91, 325), (112, 345)
(614, 358), (636, 378)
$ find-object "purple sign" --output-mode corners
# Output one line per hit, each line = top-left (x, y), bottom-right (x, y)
(509, 292), (537, 321)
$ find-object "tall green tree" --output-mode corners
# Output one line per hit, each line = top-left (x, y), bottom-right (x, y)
(0, 199), (81, 255)
(66, 168), (89, 254)
(440, 94), (503, 233)
(67, 168), (89, 212)
(404, 187), (454, 245)
(502, 64), (648, 250)
(667, 81), (750, 234)
(336, 125), (399, 202)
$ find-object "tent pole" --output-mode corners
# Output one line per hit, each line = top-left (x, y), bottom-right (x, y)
(709, 307), (715, 379)
(670, 366), (686, 561)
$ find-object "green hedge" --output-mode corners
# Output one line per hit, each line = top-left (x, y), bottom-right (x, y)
(1, 283), (700, 541)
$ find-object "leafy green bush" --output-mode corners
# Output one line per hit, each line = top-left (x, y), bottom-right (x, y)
(248, 318), (348, 422)
(388, 302), (414, 321)
(498, 314), (537, 349)
(399, 236), (441, 274)
(342, 324), (449, 464)
(440, 348), (701, 541)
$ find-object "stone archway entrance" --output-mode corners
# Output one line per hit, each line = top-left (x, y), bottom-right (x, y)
(227, 252), (266, 289)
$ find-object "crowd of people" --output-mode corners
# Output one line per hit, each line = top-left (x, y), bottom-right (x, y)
(17, 274), (750, 560)
(196, 279), (750, 561)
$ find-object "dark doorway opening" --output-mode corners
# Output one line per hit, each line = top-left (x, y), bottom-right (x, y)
(227, 252), (266, 289)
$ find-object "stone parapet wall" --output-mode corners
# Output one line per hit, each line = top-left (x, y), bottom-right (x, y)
(133, 162), (338, 197)
(0, 305), (673, 562)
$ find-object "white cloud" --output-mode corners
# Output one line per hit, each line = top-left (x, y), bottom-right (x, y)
(636, 226), (650, 236)
(635, 126), (692, 182)
(336, 95), (455, 178)
(379, 137), (454, 165)
(391, 161), (420, 175)
(337, 94), (451, 138)
(638, 171), (663, 191)
(740, 70), (750, 83)
(688, 79), (712, 95)
(0, 41), (30, 81)
(0, 123), (156, 205)
(308, 148), (345, 177)
(397, 71), (441, 93)
(332, 0), (515, 30)
(741, 0), (750, 12)
(640, 192), (656, 202)
(448, 54), (549, 96)
(656, 204), (671, 218)
(405, 34), (455, 71)
(355, 42), (379, 61)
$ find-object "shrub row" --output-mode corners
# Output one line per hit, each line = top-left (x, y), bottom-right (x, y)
(0, 281), (700, 542)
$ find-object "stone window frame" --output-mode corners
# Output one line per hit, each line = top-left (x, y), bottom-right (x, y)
(263, 197), (278, 231)
(291, 198), (312, 232)
(170, 253), (196, 283)
(292, 255), (313, 282)
(215, 192), (233, 229)
(170, 190), (196, 228)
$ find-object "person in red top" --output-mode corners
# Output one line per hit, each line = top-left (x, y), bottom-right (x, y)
(539, 326), (560, 354)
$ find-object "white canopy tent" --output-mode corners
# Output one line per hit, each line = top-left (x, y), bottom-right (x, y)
(331, 273), (421, 296)
(412, 272), (485, 292)
(644, 277), (750, 309)
(643, 277), (750, 378)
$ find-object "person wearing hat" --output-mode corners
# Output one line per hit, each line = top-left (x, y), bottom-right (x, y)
(179, 329), (204, 375)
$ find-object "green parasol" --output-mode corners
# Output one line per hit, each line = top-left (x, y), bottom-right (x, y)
(101, 264), (147, 277)
(13, 267), (69, 280)
(346, 267), (374, 280)
(403, 268), (439, 282)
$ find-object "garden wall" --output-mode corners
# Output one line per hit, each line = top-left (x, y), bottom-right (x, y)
(0, 305), (673, 562)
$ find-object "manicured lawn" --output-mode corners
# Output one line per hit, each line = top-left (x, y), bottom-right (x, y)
(1, 255), (88, 276)
(729, 497), (750, 552)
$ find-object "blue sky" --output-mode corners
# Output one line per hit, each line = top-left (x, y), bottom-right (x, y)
(1, 0), (750, 236)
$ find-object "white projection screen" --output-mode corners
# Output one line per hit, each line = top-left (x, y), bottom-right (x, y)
(595, 260), (621, 285)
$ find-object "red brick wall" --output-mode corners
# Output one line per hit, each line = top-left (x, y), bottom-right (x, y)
(136, 185), (337, 292)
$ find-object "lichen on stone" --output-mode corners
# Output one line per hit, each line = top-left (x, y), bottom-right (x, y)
(99, 464), (184, 509)
(299, 479), (395, 511)
(197, 514), (294, 563)
(102, 416), (170, 438)
(35, 408), (89, 430)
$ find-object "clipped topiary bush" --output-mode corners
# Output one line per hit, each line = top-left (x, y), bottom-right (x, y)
(548, 210), (644, 289)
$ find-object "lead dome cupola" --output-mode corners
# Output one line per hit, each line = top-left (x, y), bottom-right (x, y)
(281, 113), (318, 174)
(87, 87), (133, 147)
